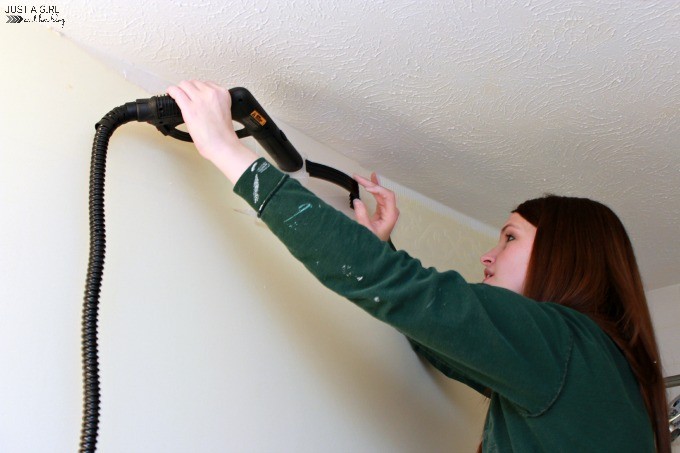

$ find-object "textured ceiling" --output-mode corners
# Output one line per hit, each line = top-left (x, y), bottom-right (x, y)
(57, 0), (678, 290)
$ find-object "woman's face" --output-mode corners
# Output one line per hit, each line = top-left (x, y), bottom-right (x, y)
(480, 213), (537, 294)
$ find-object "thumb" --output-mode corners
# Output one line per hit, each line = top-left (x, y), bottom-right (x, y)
(352, 199), (371, 229)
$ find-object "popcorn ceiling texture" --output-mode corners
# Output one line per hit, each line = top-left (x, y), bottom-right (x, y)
(58, 0), (679, 289)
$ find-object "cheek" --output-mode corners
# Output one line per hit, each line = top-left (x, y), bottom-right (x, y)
(503, 247), (532, 291)
(515, 247), (533, 286)
(517, 250), (532, 272)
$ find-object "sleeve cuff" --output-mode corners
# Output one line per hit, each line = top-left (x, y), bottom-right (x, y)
(233, 158), (289, 216)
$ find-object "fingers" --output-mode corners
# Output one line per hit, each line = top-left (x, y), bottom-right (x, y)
(352, 172), (400, 241)
(167, 81), (199, 112)
(355, 173), (385, 194)
(354, 174), (398, 215)
(354, 173), (381, 191)
(353, 198), (390, 241)
(167, 80), (233, 122)
(177, 80), (201, 99)
(168, 80), (227, 102)
(352, 198), (370, 228)
(166, 84), (190, 106)
(165, 80), (239, 163)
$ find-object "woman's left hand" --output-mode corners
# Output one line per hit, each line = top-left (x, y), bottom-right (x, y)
(352, 173), (399, 241)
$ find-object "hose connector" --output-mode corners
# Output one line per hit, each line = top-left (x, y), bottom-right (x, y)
(125, 95), (192, 141)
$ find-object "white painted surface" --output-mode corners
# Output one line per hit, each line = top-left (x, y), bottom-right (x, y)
(647, 284), (680, 451)
(0, 24), (492, 452)
(48, 0), (680, 290)
(648, 284), (680, 380)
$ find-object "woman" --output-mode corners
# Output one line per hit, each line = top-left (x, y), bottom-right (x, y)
(167, 80), (670, 451)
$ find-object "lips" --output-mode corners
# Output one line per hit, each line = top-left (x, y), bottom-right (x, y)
(483, 269), (494, 281)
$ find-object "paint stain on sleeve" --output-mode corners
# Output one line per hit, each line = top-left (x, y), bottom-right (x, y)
(341, 264), (353, 277)
(284, 203), (313, 223)
(253, 175), (260, 204)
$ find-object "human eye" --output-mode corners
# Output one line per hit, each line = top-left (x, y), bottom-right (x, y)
(505, 233), (516, 242)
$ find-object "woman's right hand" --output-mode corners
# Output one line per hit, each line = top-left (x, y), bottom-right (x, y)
(352, 173), (400, 241)
(167, 80), (258, 184)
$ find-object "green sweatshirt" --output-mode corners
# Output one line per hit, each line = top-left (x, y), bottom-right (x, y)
(234, 158), (655, 452)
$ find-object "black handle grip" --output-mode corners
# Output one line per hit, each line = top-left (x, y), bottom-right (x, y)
(127, 88), (304, 172)
(228, 87), (303, 172)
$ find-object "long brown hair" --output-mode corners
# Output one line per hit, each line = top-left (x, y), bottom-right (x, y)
(513, 194), (670, 452)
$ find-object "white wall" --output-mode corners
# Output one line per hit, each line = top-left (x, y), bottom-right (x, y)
(647, 284), (680, 452)
(648, 284), (680, 381)
(0, 24), (493, 453)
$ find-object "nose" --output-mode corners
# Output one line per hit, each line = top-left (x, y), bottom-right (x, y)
(480, 248), (496, 266)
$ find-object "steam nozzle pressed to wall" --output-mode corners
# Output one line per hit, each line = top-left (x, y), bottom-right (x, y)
(81, 86), (359, 452)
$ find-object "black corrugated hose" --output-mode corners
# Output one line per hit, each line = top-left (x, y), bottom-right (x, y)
(80, 105), (134, 452)
(79, 92), (359, 451)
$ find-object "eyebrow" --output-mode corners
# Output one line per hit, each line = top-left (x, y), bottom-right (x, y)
(501, 223), (519, 234)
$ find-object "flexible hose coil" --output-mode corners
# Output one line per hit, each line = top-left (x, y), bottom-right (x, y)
(79, 95), (355, 451)
(80, 106), (133, 452)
